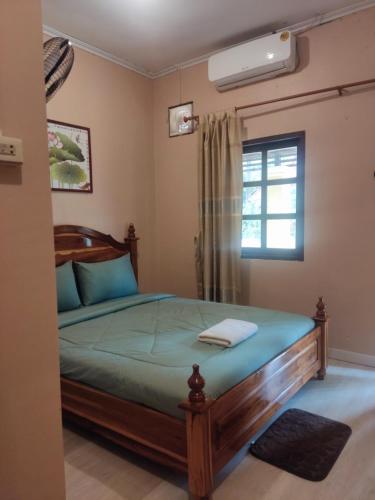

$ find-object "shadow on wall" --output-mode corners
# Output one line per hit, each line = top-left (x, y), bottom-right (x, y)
(296, 36), (310, 74)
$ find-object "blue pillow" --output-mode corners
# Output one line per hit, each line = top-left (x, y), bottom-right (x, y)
(56, 261), (82, 312)
(74, 254), (138, 306)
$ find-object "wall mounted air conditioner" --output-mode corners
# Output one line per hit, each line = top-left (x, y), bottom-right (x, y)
(208, 31), (297, 91)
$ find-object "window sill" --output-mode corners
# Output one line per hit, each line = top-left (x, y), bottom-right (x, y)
(241, 248), (304, 261)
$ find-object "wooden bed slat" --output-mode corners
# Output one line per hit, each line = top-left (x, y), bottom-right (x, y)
(212, 339), (319, 471)
(212, 328), (320, 423)
(61, 378), (187, 465)
(213, 359), (320, 474)
(63, 411), (188, 473)
(55, 247), (125, 266)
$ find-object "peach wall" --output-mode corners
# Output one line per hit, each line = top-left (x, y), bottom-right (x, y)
(0, 1), (65, 499)
(153, 9), (375, 356)
(48, 48), (155, 291)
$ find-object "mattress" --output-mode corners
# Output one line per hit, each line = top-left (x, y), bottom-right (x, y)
(59, 293), (315, 419)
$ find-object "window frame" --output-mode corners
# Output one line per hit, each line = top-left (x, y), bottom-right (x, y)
(241, 131), (305, 261)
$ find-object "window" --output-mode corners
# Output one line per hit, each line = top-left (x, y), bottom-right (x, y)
(241, 132), (305, 260)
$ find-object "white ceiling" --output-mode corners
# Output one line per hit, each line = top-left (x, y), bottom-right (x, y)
(42, 0), (374, 77)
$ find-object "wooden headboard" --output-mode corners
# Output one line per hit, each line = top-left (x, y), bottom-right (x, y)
(54, 224), (139, 280)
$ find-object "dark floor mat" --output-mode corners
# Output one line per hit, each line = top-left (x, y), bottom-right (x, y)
(250, 408), (351, 481)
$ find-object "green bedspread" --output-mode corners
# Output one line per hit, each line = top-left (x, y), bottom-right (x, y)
(59, 293), (315, 419)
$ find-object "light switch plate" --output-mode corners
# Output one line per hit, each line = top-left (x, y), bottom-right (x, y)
(0, 136), (23, 165)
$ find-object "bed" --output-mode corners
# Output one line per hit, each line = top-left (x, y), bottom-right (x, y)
(55, 224), (328, 500)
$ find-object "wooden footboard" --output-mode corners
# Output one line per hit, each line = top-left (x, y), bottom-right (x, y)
(61, 297), (328, 500)
(179, 297), (328, 499)
(211, 327), (320, 472)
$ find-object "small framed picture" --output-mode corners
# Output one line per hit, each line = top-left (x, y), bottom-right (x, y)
(168, 101), (194, 138)
(47, 119), (93, 193)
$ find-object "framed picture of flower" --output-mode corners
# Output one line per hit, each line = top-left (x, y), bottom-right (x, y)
(47, 119), (93, 192)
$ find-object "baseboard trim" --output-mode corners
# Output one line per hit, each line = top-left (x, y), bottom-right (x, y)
(329, 348), (375, 368)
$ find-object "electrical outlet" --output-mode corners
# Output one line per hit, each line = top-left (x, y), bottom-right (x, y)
(0, 136), (23, 165)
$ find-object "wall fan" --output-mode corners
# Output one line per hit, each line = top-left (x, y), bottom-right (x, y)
(43, 37), (74, 102)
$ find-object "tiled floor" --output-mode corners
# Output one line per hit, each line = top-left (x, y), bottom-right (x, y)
(64, 360), (375, 499)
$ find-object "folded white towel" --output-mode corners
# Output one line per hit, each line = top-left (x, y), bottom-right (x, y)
(198, 318), (258, 347)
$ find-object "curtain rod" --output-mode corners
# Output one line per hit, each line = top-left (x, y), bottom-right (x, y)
(183, 77), (375, 125)
(235, 77), (375, 111)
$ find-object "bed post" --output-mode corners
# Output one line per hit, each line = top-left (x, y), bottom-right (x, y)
(314, 297), (328, 380)
(179, 365), (214, 500)
(125, 223), (139, 281)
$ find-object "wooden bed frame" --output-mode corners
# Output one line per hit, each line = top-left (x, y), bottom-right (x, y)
(55, 224), (328, 500)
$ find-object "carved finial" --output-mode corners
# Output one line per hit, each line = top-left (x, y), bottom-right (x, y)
(188, 364), (206, 404)
(315, 296), (328, 321)
(127, 223), (136, 240)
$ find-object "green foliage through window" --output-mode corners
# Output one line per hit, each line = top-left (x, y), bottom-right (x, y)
(241, 132), (305, 261)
